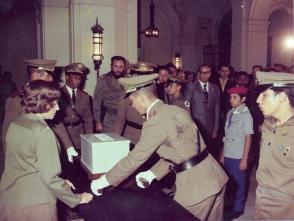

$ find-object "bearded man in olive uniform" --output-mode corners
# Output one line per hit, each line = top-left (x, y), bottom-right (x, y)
(93, 56), (126, 133)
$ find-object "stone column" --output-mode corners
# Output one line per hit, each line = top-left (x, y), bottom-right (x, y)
(43, 0), (137, 95)
(247, 19), (269, 69)
(230, 0), (248, 71)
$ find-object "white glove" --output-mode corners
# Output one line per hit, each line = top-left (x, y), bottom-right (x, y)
(135, 170), (156, 189)
(91, 175), (110, 196)
(67, 146), (78, 163)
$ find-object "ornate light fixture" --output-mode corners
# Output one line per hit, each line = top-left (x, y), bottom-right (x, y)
(173, 52), (182, 69)
(91, 17), (104, 76)
(144, 0), (159, 38)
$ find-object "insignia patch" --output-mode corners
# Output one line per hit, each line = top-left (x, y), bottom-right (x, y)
(184, 101), (190, 108)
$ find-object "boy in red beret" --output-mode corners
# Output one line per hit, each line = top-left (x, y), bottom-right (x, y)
(220, 86), (254, 220)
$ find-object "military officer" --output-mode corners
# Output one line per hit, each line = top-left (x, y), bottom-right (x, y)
(56, 62), (94, 192)
(91, 74), (228, 220)
(2, 59), (77, 163)
(60, 63), (94, 149)
(112, 62), (156, 145)
(166, 76), (190, 113)
(254, 71), (294, 220)
(93, 56), (126, 133)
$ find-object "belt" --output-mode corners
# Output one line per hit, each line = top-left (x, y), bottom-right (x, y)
(171, 150), (209, 173)
(126, 120), (142, 129)
(63, 120), (82, 127)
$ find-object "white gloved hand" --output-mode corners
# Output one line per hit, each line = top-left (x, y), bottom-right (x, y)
(135, 170), (156, 188)
(67, 146), (78, 163)
(91, 175), (110, 196)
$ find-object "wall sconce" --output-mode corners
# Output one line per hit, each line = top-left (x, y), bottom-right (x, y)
(91, 17), (104, 76)
(144, 0), (159, 38)
(173, 52), (182, 69)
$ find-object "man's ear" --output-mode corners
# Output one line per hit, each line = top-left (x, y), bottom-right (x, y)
(241, 96), (246, 103)
(278, 92), (288, 103)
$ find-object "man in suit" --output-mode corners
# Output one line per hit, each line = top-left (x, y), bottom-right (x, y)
(184, 64), (221, 155)
(1, 59), (76, 163)
(90, 74), (228, 220)
(211, 64), (235, 119)
(58, 62), (94, 192)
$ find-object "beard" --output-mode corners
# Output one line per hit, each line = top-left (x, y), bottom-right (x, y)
(112, 71), (125, 79)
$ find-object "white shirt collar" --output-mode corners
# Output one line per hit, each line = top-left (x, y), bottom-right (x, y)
(146, 99), (160, 120)
(65, 85), (77, 98)
(199, 81), (209, 92)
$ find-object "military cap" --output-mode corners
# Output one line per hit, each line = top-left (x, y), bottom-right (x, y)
(64, 63), (89, 75)
(227, 86), (248, 94)
(255, 71), (294, 93)
(118, 73), (158, 93)
(131, 62), (157, 73)
(167, 76), (188, 85)
(24, 59), (57, 72)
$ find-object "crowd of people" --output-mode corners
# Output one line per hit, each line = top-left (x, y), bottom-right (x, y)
(0, 56), (294, 221)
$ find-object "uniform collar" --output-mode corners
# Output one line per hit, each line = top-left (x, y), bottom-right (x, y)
(264, 115), (294, 130)
(24, 113), (46, 124)
(232, 103), (248, 114)
(65, 85), (77, 96)
(146, 99), (161, 119)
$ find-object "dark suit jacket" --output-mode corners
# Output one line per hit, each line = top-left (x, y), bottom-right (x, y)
(211, 78), (235, 119)
(184, 81), (221, 139)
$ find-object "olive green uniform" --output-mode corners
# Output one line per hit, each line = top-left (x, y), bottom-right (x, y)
(112, 92), (144, 144)
(2, 92), (73, 152)
(106, 101), (228, 220)
(93, 72), (124, 132)
(0, 114), (81, 221)
(255, 116), (294, 220)
(168, 95), (190, 113)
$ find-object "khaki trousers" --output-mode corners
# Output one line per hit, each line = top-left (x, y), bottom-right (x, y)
(255, 185), (294, 220)
(177, 186), (226, 221)
(0, 203), (57, 221)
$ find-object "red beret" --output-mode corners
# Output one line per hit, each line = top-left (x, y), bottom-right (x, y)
(227, 86), (248, 94)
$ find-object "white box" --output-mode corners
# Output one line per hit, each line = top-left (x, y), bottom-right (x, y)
(81, 133), (130, 174)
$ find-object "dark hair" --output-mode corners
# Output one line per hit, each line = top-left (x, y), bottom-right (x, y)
(157, 66), (171, 74)
(237, 71), (249, 79)
(165, 63), (176, 69)
(21, 80), (60, 114)
(111, 56), (126, 66)
(218, 64), (230, 71)
(272, 87), (294, 108)
(252, 65), (263, 70)
(198, 64), (211, 72)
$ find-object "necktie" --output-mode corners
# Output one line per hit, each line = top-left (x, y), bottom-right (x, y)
(227, 111), (233, 128)
(72, 89), (76, 105)
(203, 84), (208, 103)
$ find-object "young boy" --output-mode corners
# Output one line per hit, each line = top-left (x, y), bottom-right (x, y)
(220, 86), (253, 220)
